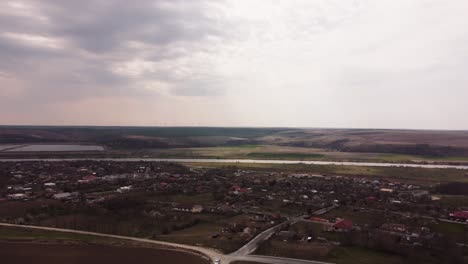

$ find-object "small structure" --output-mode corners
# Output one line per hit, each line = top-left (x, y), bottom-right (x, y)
(333, 219), (353, 231)
(380, 188), (394, 193)
(192, 205), (204, 213)
(53, 192), (72, 200)
(173, 204), (194, 212)
(7, 193), (27, 200)
(450, 211), (468, 221)
(381, 223), (407, 233)
(117, 186), (132, 193)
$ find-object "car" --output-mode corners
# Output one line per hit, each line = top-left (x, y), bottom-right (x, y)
(214, 259), (221, 264)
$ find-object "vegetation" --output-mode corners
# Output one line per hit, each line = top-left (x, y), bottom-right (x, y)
(246, 152), (324, 159)
(3, 126), (468, 161)
(434, 182), (468, 195)
(185, 162), (468, 184)
(325, 246), (406, 264)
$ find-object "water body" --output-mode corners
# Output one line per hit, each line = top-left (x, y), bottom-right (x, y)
(0, 145), (22, 151)
(0, 158), (467, 170)
(4, 144), (104, 152)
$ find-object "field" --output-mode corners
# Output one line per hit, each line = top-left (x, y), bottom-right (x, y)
(0, 242), (208, 264)
(2, 126), (468, 163)
(149, 145), (468, 164)
(325, 246), (406, 264)
(0, 226), (209, 264)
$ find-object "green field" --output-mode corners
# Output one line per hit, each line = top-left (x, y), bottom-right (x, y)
(246, 152), (325, 159)
(325, 247), (405, 264)
(0, 226), (120, 244)
(145, 144), (468, 164)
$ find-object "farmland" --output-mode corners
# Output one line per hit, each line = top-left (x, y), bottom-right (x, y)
(0, 226), (208, 264)
(1, 243), (208, 264)
(2, 126), (468, 164)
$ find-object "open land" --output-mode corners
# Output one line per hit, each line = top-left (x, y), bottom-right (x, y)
(0, 225), (210, 264)
(2, 126), (468, 164)
(1, 242), (208, 264)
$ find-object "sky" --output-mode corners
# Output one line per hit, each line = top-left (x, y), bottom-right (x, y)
(1, 0), (468, 129)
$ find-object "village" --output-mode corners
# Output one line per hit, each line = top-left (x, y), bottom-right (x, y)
(0, 160), (467, 263)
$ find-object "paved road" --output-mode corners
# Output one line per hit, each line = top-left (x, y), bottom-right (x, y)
(312, 205), (337, 215)
(231, 221), (288, 256)
(231, 215), (305, 257)
(1, 157), (467, 170)
(0, 223), (334, 264)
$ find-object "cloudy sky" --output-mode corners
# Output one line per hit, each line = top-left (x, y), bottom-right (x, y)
(1, 0), (468, 129)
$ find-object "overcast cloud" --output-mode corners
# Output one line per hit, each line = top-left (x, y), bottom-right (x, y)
(1, 0), (468, 129)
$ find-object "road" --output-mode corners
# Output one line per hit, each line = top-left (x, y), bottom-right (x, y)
(231, 221), (289, 256)
(1, 157), (468, 170)
(312, 205), (338, 215)
(0, 222), (334, 264)
(231, 215), (305, 256)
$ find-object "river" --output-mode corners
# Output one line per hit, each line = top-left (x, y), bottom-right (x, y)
(0, 158), (468, 170)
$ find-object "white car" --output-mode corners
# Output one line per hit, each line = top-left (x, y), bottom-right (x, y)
(214, 259), (221, 264)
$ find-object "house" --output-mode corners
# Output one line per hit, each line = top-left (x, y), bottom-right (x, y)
(79, 175), (97, 183)
(243, 227), (254, 235)
(380, 188), (394, 193)
(173, 204), (194, 212)
(117, 186), (132, 193)
(381, 223), (407, 233)
(333, 219), (353, 231)
(450, 211), (468, 221)
(53, 192), (72, 200)
(7, 193), (27, 200)
(192, 205), (204, 213)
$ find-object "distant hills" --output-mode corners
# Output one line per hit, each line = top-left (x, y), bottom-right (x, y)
(1, 126), (468, 157)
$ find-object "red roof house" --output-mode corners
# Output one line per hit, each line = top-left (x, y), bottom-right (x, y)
(333, 219), (353, 231)
(450, 211), (468, 219)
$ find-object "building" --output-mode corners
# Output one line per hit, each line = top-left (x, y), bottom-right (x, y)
(53, 192), (72, 200)
(173, 204), (194, 212)
(381, 223), (407, 233)
(7, 193), (27, 200)
(450, 211), (468, 221)
(333, 219), (353, 231)
(192, 205), (204, 213)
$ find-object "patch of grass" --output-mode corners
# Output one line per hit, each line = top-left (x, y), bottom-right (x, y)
(231, 262), (262, 264)
(0, 226), (113, 243)
(158, 193), (216, 205)
(430, 222), (468, 243)
(325, 246), (405, 264)
(437, 195), (468, 207)
(246, 152), (324, 160)
(231, 145), (259, 149)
